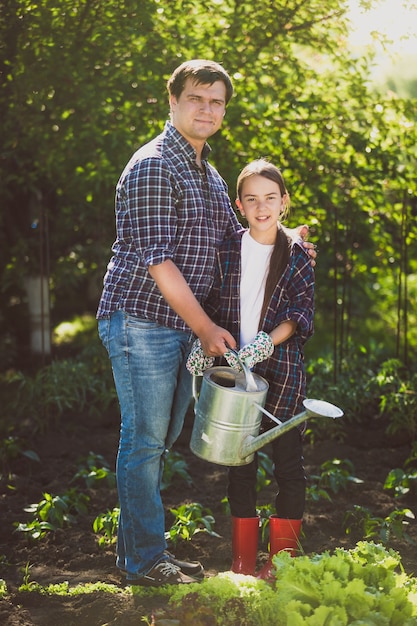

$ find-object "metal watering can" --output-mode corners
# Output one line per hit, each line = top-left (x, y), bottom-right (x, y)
(190, 364), (343, 466)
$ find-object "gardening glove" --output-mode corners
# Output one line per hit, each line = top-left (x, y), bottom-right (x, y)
(238, 331), (274, 369)
(223, 349), (243, 372)
(186, 339), (214, 376)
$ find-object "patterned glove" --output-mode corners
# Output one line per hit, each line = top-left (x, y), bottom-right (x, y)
(238, 331), (274, 369)
(186, 339), (214, 376)
(223, 349), (242, 372)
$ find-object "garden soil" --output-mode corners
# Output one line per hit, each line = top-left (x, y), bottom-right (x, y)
(1, 404), (416, 625)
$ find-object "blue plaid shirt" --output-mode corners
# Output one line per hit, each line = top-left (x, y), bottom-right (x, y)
(205, 231), (315, 421)
(97, 122), (242, 332)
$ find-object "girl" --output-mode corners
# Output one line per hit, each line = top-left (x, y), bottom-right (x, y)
(187, 159), (315, 579)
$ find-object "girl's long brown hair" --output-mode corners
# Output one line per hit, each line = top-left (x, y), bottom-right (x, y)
(236, 159), (291, 327)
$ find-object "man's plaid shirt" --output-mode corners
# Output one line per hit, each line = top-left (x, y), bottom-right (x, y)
(205, 231), (315, 422)
(97, 122), (241, 333)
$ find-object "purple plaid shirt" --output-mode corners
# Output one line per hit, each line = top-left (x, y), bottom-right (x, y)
(205, 231), (315, 422)
(97, 122), (242, 332)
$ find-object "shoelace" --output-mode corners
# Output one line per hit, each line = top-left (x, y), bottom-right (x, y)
(156, 561), (181, 576)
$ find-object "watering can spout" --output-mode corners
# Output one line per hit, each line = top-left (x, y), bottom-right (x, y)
(240, 399), (344, 461)
(190, 366), (343, 467)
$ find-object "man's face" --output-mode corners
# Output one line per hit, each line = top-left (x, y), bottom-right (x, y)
(170, 78), (227, 148)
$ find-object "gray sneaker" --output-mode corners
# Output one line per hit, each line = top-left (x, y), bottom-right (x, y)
(127, 560), (195, 587)
(165, 550), (205, 581)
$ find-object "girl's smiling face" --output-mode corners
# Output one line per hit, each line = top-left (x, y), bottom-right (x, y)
(237, 174), (288, 245)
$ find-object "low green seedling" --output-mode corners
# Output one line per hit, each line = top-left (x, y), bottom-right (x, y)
(0, 578), (7, 598)
(73, 452), (116, 489)
(161, 450), (192, 491)
(343, 504), (415, 545)
(15, 488), (90, 540)
(165, 502), (221, 545)
(0, 435), (40, 467)
(257, 503), (275, 543)
(93, 507), (120, 546)
(307, 458), (363, 502)
(384, 443), (417, 497)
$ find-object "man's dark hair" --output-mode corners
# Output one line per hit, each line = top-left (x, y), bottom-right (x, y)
(167, 59), (233, 104)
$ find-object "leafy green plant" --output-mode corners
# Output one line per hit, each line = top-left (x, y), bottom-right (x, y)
(93, 507), (120, 547)
(0, 578), (7, 598)
(72, 452), (116, 489)
(1, 350), (116, 433)
(255, 451), (274, 493)
(372, 359), (417, 440)
(167, 542), (417, 625)
(257, 504), (275, 543)
(307, 458), (363, 502)
(384, 442), (417, 497)
(305, 483), (333, 503)
(220, 453), (274, 518)
(161, 450), (192, 491)
(165, 502), (221, 545)
(343, 504), (416, 545)
(0, 435), (40, 469)
(19, 562), (37, 591)
(15, 488), (90, 540)
(305, 347), (378, 429)
(384, 467), (417, 498)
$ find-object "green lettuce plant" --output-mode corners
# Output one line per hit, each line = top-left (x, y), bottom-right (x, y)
(166, 542), (417, 625)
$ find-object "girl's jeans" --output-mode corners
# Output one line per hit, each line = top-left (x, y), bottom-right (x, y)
(98, 310), (192, 577)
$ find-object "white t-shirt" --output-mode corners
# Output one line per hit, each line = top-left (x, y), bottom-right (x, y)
(240, 230), (273, 347)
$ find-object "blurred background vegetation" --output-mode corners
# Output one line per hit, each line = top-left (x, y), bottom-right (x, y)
(1, 0), (416, 439)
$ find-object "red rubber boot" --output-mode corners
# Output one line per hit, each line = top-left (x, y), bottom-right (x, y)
(257, 516), (302, 580)
(231, 516), (260, 575)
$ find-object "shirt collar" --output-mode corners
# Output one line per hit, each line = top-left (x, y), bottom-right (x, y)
(165, 121), (212, 163)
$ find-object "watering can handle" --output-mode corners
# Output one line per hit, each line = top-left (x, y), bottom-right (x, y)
(192, 374), (201, 403)
(226, 347), (258, 392)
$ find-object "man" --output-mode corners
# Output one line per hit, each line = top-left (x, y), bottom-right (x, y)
(97, 59), (316, 587)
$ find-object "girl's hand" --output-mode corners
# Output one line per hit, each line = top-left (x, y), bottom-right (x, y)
(238, 331), (274, 369)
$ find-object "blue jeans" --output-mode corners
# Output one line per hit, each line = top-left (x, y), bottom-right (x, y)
(98, 311), (192, 577)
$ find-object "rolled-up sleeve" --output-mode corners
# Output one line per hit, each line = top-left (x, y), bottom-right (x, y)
(275, 244), (315, 341)
(121, 158), (177, 267)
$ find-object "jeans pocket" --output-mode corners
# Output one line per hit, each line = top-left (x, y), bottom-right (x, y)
(98, 318), (110, 352)
(125, 313), (160, 330)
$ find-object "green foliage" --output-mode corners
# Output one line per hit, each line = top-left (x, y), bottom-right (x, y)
(168, 543), (417, 625)
(16, 489), (90, 540)
(0, 578), (7, 598)
(306, 346), (378, 425)
(255, 451), (274, 493)
(384, 443), (417, 497)
(257, 504), (276, 543)
(93, 508), (119, 547)
(306, 350), (417, 443)
(0, 337), (116, 433)
(307, 458), (364, 502)
(19, 562), (37, 591)
(1, 0), (416, 365)
(0, 435), (40, 470)
(372, 358), (417, 440)
(18, 579), (127, 596)
(72, 452), (116, 489)
(161, 450), (193, 491)
(343, 504), (416, 545)
(165, 502), (221, 546)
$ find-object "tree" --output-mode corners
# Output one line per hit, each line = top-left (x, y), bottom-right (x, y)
(1, 0), (416, 365)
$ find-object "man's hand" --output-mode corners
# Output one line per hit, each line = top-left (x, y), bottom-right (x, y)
(285, 224), (317, 267)
(297, 224), (317, 267)
(198, 323), (236, 357)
